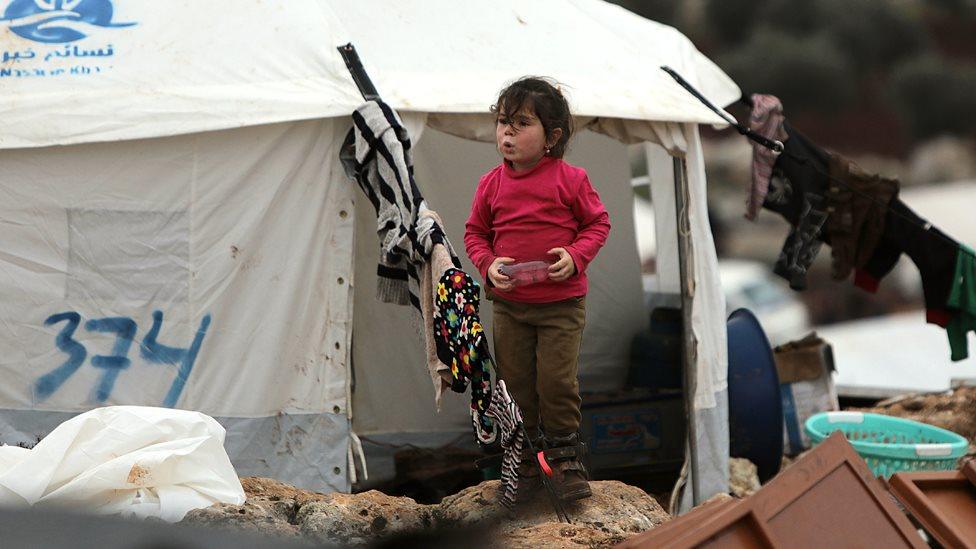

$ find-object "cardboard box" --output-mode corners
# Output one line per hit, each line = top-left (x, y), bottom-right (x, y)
(775, 333), (839, 456)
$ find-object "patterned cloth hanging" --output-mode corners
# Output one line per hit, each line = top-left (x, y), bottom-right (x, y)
(483, 380), (525, 510)
(434, 268), (495, 441)
(432, 267), (525, 508)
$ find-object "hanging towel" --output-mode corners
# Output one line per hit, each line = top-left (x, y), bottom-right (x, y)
(421, 239), (461, 410)
(947, 246), (976, 361)
(746, 94), (788, 221)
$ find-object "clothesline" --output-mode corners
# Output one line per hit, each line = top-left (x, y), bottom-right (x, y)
(659, 65), (975, 262)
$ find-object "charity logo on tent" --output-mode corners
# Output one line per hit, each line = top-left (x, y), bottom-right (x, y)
(1, 0), (134, 43)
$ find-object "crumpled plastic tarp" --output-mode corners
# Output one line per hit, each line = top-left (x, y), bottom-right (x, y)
(0, 406), (245, 522)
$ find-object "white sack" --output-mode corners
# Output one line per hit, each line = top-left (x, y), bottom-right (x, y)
(0, 406), (245, 522)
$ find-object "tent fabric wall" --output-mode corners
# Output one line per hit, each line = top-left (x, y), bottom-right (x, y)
(0, 120), (355, 492)
(0, 1), (737, 150)
(0, 2), (362, 149)
(352, 128), (648, 435)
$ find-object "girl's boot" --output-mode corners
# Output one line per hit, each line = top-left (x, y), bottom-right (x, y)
(544, 432), (592, 501)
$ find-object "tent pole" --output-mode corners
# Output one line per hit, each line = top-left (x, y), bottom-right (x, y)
(673, 156), (702, 506)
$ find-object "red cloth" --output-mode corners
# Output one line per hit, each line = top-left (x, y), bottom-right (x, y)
(464, 156), (610, 303)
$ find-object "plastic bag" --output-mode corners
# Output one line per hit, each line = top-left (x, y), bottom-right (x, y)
(0, 406), (245, 522)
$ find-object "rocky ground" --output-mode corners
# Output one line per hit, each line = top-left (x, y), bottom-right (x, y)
(182, 387), (976, 546)
(182, 477), (670, 547)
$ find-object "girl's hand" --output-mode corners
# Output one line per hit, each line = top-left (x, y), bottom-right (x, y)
(547, 248), (576, 281)
(488, 257), (516, 290)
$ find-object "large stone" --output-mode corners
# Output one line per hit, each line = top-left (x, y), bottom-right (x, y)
(241, 476), (329, 507)
(437, 479), (670, 540)
(297, 490), (432, 546)
(502, 522), (627, 548)
(729, 457), (761, 497)
(181, 501), (301, 540)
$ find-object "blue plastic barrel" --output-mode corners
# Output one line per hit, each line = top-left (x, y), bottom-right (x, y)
(727, 308), (783, 483)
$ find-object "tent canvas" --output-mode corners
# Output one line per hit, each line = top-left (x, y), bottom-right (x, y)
(0, 0), (738, 506)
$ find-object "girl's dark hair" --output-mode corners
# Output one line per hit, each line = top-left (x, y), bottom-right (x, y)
(491, 76), (574, 158)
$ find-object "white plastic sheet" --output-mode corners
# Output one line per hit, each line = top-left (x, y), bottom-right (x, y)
(0, 406), (245, 522)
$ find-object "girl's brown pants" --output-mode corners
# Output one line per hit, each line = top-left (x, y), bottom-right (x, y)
(490, 295), (586, 438)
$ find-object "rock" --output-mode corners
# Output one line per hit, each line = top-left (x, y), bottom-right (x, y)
(434, 479), (510, 529)
(501, 522), (626, 548)
(181, 476), (331, 540)
(183, 478), (670, 547)
(241, 476), (328, 507)
(701, 492), (733, 506)
(297, 490), (432, 546)
(181, 502), (301, 540)
(729, 457), (761, 497)
(436, 479), (669, 543)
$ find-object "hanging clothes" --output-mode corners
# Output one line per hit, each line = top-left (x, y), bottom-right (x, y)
(421, 240), (462, 410)
(853, 199), (959, 326)
(764, 122), (898, 290)
(433, 267), (495, 439)
(341, 99), (457, 309)
(764, 121), (833, 290)
(824, 155), (899, 281)
(947, 246), (976, 361)
(482, 380), (526, 510)
(745, 94), (788, 221)
(432, 267), (525, 508)
(341, 99), (474, 410)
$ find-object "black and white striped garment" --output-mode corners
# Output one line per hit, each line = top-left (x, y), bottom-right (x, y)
(341, 100), (456, 309)
(479, 379), (526, 510)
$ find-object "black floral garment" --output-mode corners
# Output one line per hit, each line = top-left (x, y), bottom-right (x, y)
(433, 268), (495, 444)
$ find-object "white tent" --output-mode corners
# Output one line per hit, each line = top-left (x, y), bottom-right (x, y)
(0, 0), (737, 505)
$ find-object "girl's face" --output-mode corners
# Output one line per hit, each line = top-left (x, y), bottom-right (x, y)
(495, 106), (550, 171)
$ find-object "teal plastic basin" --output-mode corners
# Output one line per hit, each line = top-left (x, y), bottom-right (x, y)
(805, 411), (968, 477)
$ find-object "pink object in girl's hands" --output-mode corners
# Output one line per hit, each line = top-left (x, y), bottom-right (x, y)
(499, 260), (553, 287)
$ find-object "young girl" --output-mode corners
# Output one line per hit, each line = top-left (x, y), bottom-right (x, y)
(464, 77), (610, 502)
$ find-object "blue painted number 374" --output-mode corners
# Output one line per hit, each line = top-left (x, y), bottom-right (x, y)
(36, 310), (211, 408)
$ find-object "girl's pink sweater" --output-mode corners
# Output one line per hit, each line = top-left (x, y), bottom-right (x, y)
(464, 156), (611, 303)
